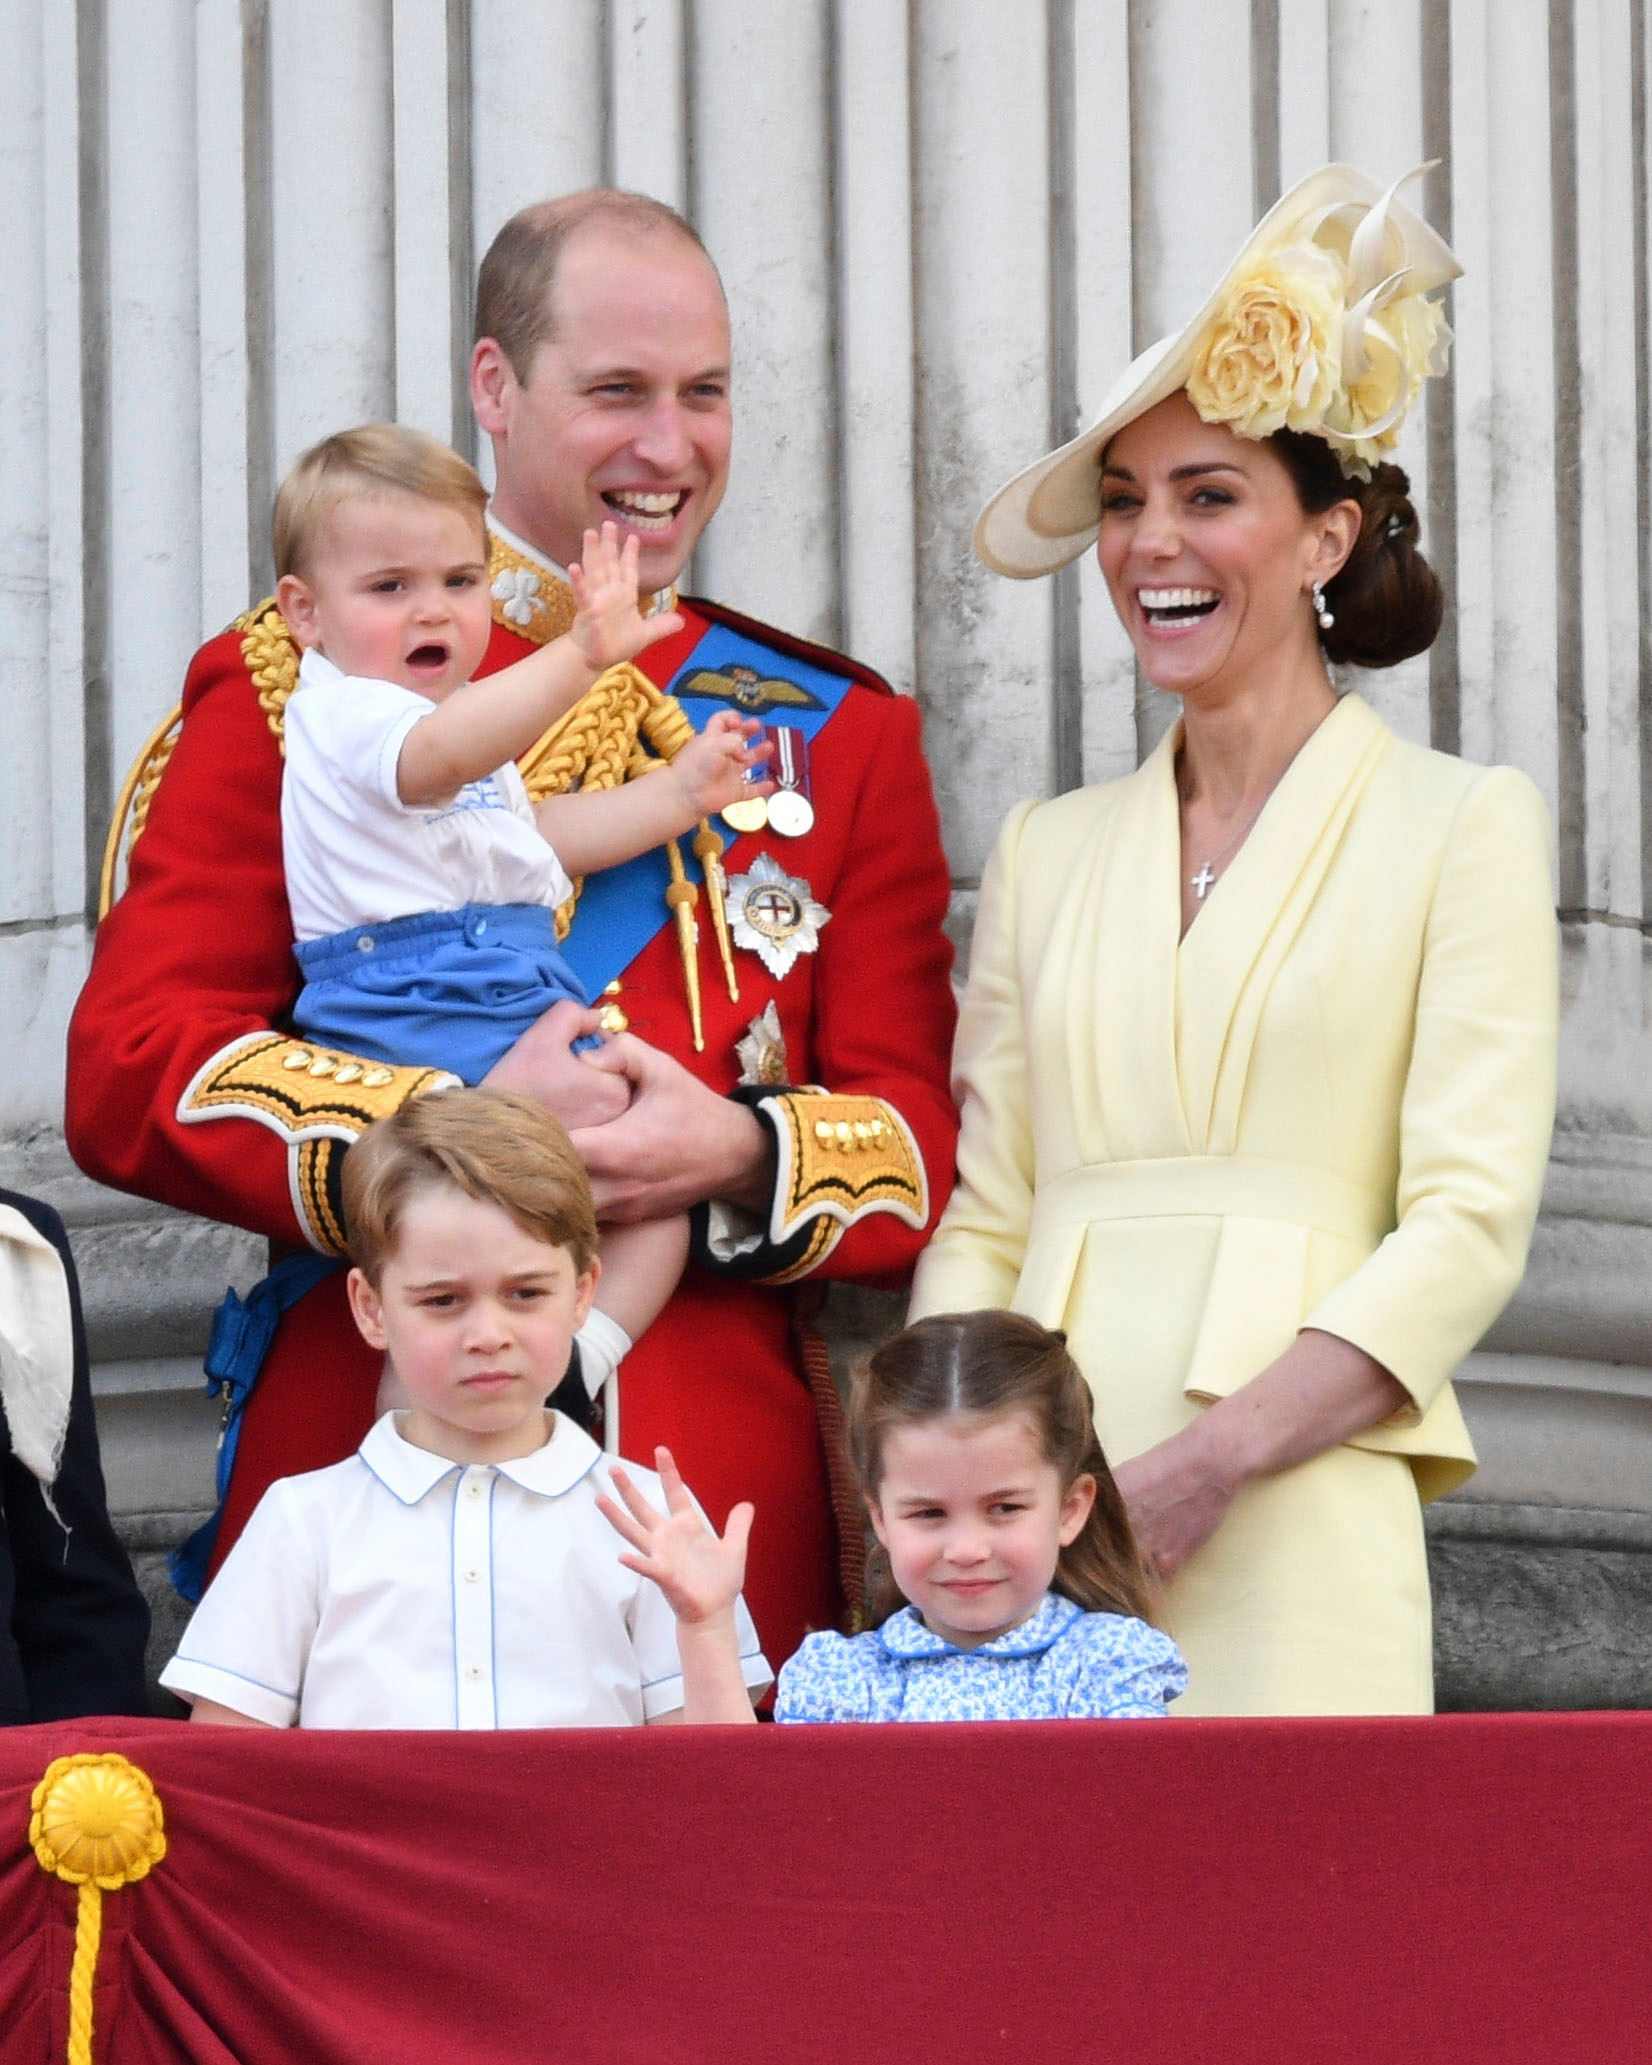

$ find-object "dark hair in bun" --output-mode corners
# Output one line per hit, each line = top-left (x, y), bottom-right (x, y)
(1269, 428), (1443, 668)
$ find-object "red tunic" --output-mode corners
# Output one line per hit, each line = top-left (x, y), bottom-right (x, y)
(66, 584), (958, 1671)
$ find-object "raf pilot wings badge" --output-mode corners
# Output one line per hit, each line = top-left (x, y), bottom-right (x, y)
(677, 662), (826, 715)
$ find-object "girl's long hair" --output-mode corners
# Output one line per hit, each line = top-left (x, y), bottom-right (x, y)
(846, 1310), (1158, 1628)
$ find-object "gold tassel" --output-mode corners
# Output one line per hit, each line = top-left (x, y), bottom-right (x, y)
(693, 822), (741, 1003)
(664, 839), (705, 1052)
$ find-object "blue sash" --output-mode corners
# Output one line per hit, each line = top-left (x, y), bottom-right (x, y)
(559, 619), (858, 995)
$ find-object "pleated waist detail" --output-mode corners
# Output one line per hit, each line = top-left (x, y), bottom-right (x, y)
(1027, 1155), (1392, 1249)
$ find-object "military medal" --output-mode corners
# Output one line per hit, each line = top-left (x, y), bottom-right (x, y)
(722, 787), (769, 834)
(765, 727), (815, 837)
(727, 853), (831, 980)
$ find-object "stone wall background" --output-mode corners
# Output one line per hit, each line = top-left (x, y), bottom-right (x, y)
(4, 0), (1650, 1705)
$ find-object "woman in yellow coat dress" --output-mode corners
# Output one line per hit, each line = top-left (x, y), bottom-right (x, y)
(910, 166), (1558, 1716)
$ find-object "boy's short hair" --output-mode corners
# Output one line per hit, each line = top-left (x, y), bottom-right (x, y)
(273, 423), (489, 580)
(342, 1088), (599, 1283)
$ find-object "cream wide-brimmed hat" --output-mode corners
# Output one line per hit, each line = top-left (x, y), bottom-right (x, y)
(974, 163), (1461, 579)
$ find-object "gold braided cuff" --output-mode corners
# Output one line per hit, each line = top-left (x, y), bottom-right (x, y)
(756, 1089), (929, 1283)
(177, 1033), (461, 1254)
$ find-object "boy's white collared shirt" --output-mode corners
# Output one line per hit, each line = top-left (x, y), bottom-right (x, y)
(160, 1412), (770, 1729)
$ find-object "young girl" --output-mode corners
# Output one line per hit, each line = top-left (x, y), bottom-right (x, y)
(601, 1310), (1188, 1720)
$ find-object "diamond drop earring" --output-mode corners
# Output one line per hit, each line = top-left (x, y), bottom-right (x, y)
(1311, 581), (1335, 631)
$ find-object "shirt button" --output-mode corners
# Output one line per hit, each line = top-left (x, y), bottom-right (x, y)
(466, 1481), (483, 1498)
(356, 934), (375, 953)
(465, 1664), (484, 1680)
(464, 1568), (480, 1583)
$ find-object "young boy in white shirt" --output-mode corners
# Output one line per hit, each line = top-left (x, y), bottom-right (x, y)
(273, 423), (773, 1412)
(160, 1088), (769, 1729)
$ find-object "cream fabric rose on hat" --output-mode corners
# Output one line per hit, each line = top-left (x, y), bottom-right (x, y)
(1322, 290), (1452, 472)
(1186, 244), (1344, 442)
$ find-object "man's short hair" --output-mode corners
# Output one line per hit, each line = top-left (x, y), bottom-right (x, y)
(474, 188), (718, 383)
(272, 423), (488, 580)
(342, 1088), (599, 1283)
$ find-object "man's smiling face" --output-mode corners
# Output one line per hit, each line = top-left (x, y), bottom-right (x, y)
(474, 221), (733, 596)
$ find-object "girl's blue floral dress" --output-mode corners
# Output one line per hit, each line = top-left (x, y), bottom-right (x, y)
(775, 1591), (1187, 1721)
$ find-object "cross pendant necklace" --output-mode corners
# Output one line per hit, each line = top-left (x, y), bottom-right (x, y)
(1181, 701), (1333, 906)
(1183, 774), (1283, 901)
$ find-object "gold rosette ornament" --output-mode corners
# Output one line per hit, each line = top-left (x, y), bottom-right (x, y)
(30, 1753), (167, 2065)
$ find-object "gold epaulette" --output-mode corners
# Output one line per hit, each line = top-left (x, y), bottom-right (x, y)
(98, 703), (183, 919)
(752, 1089), (930, 1284)
(177, 1033), (462, 1256)
(98, 599), (299, 920)
(238, 596), (301, 743)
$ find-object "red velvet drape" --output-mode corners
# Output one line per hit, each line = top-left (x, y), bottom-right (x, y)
(3, 1712), (1647, 2062)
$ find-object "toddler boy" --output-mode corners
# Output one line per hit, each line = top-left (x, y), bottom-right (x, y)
(160, 1089), (770, 1728)
(274, 423), (773, 1411)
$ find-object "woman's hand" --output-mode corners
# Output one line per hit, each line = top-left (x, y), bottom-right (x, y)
(1111, 1441), (1240, 1580)
(1113, 1329), (1412, 1580)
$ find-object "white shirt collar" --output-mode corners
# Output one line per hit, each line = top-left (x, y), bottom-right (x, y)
(486, 512), (571, 586)
(296, 647), (345, 691)
(358, 1410), (603, 1507)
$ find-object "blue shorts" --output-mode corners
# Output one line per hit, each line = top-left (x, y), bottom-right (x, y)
(292, 903), (594, 1086)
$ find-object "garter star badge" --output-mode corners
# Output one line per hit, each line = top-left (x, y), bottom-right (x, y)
(727, 853), (831, 980)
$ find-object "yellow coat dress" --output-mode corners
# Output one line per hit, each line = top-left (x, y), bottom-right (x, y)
(910, 693), (1558, 1715)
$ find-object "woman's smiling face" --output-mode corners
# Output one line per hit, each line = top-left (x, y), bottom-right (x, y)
(1094, 393), (1352, 704)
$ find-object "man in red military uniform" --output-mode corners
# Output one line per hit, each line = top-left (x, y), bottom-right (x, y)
(65, 191), (957, 1671)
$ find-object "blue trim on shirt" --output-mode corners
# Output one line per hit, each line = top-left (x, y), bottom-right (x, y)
(360, 1443), (460, 1509)
(876, 1592), (1084, 1661)
(171, 1655), (300, 1704)
(449, 1477), (461, 1730)
(488, 1474), (500, 1729)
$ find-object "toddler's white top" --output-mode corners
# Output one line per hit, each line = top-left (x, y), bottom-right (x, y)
(281, 648), (572, 940)
(160, 1412), (770, 1729)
